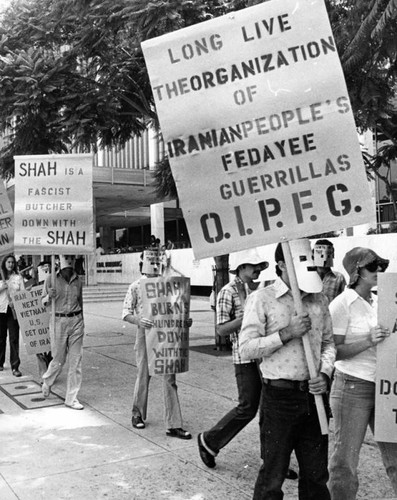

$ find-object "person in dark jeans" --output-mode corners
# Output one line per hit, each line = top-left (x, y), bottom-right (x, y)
(239, 240), (335, 500)
(198, 248), (297, 479)
(0, 254), (25, 376)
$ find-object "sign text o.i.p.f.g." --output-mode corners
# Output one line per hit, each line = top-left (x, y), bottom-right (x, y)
(199, 182), (357, 244)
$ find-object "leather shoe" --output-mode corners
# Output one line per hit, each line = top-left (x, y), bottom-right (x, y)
(131, 416), (145, 429)
(65, 401), (84, 410)
(286, 468), (298, 480)
(12, 369), (22, 377)
(166, 427), (192, 440)
(197, 433), (216, 468)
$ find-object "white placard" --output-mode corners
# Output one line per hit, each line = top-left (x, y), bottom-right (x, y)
(14, 154), (94, 254)
(142, 0), (375, 259)
(376, 273), (397, 442)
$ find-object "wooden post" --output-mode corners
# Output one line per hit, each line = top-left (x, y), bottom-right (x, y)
(282, 241), (329, 435)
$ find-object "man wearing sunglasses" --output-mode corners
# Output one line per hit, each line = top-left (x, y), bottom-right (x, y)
(328, 247), (397, 499)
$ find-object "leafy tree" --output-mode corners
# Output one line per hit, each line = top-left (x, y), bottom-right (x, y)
(1, 0), (397, 292)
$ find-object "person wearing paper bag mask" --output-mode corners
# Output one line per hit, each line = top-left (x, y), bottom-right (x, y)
(328, 247), (397, 499)
(239, 239), (335, 500)
(41, 255), (85, 410)
(122, 250), (193, 439)
(313, 239), (346, 303)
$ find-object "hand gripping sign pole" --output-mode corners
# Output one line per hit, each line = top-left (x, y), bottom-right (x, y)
(281, 240), (329, 435)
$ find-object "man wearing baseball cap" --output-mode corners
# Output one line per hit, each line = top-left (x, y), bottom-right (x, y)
(198, 248), (270, 468)
(239, 239), (335, 499)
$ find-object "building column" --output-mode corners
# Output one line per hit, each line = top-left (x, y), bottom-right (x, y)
(150, 202), (165, 245)
(100, 226), (114, 253)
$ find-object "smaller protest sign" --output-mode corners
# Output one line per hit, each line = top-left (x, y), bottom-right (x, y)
(375, 273), (397, 442)
(141, 276), (190, 376)
(13, 153), (94, 254)
(12, 285), (51, 355)
(0, 182), (14, 256)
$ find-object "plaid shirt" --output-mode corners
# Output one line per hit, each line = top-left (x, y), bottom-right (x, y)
(322, 269), (346, 303)
(216, 276), (259, 364)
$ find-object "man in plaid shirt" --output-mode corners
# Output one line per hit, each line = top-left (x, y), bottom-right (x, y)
(197, 248), (268, 468)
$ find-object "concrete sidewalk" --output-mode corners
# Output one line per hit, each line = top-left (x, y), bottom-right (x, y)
(0, 296), (395, 500)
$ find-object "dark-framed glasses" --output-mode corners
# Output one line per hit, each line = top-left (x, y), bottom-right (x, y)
(364, 261), (388, 273)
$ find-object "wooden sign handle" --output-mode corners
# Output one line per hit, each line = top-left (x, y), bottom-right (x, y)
(282, 241), (329, 435)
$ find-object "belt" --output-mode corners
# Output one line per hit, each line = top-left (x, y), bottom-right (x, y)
(264, 379), (309, 392)
(55, 311), (82, 318)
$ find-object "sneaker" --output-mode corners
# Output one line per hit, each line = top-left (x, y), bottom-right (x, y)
(197, 433), (216, 468)
(65, 401), (84, 410)
(131, 416), (145, 429)
(12, 369), (22, 377)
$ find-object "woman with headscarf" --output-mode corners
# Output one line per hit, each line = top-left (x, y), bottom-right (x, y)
(0, 254), (25, 376)
(328, 247), (397, 499)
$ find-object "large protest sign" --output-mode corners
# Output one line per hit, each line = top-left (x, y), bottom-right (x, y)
(141, 277), (190, 376)
(0, 182), (14, 256)
(375, 274), (397, 442)
(142, 0), (375, 259)
(12, 285), (51, 355)
(13, 154), (94, 254)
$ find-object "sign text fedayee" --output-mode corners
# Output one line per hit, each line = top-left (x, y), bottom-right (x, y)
(375, 274), (397, 442)
(14, 154), (94, 254)
(142, 0), (375, 259)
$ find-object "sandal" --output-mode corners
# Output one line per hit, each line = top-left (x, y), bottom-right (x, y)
(166, 427), (192, 440)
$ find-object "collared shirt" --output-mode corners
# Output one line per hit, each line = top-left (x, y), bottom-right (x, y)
(322, 269), (346, 303)
(239, 278), (335, 381)
(0, 274), (25, 313)
(216, 276), (263, 365)
(43, 270), (82, 314)
(330, 288), (377, 382)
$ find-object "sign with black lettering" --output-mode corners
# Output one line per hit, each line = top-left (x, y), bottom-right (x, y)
(142, 0), (375, 259)
(13, 154), (94, 254)
(0, 182), (14, 256)
(141, 277), (190, 375)
(12, 285), (51, 355)
(376, 273), (397, 442)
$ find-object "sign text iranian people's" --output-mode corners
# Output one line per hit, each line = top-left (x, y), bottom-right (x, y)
(142, 0), (375, 259)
